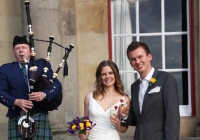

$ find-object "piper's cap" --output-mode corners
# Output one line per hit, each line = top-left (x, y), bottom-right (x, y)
(13, 36), (29, 48)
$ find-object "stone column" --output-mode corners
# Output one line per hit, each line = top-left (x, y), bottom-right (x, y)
(21, 0), (65, 132)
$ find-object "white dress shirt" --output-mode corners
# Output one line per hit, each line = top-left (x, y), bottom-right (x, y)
(139, 67), (155, 113)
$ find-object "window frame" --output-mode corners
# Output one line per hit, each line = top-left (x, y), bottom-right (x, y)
(107, 0), (196, 117)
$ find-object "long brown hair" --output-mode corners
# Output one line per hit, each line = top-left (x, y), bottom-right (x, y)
(93, 60), (127, 99)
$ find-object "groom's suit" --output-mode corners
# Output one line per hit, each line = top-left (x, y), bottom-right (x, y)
(127, 69), (180, 140)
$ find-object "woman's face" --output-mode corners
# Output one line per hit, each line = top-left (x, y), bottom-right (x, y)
(100, 66), (115, 88)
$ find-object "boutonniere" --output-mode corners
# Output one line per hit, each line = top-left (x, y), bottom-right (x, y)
(149, 77), (156, 86)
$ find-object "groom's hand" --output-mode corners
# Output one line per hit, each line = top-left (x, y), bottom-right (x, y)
(118, 105), (129, 117)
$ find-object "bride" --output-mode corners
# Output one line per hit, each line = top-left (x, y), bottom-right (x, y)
(79, 60), (130, 140)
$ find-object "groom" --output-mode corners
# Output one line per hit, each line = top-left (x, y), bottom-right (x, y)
(125, 41), (180, 140)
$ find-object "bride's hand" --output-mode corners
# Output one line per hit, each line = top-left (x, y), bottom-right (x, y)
(78, 130), (90, 140)
(110, 114), (120, 127)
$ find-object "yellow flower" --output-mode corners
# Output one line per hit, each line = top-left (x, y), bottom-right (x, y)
(71, 124), (77, 130)
(86, 121), (92, 127)
(150, 78), (156, 83)
(149, 78), (156, 86)
(79, 123), (84, 130)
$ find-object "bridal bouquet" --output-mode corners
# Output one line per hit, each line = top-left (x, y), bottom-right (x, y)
(67, 116), (96, 140)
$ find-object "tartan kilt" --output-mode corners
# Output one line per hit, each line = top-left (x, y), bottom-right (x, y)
(8, 113), (52, 140)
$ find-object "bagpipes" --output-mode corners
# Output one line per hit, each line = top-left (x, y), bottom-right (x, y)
(17, 0), (74, 139)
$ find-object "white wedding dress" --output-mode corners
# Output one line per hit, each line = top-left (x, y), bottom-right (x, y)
(88, 92), (124, 140)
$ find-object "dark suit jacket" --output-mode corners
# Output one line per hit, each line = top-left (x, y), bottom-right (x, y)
(127, 69), (180, 140)
(0, 58), (62, 117)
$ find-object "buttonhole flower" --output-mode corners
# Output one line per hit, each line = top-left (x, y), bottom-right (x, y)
(149, 78), (157, 86)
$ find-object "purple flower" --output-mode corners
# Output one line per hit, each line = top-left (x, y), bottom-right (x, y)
(66, 116), (96, 137)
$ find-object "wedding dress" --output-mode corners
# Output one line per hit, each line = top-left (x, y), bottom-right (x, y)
(88, 92), (124, 140)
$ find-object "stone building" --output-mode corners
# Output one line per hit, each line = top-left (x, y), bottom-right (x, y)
(0, 0), (199, 139)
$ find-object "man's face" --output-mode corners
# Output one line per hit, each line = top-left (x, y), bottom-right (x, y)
(13, 44), (31, 63)
(128, 46), (152, 78)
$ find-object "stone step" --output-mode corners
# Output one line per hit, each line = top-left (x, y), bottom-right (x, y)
(53, 135), (200, 140)
(120, 137), (200, 140)
(179, 137), (200, 140)
(118, 126), (200, 140)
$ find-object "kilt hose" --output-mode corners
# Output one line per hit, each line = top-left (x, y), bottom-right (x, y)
(8, 113), (52, 140)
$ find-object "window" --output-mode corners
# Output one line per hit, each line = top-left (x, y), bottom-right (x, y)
(110, 0), (192, 116)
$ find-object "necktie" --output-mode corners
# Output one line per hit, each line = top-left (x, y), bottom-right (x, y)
(21, 63), (28, 85)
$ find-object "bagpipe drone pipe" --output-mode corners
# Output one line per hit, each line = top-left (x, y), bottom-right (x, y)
(17, 1), (74, 139)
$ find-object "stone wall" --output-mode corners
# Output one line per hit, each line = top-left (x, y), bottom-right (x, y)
(0, 0), (200, 139)
(75, 0), (109, 116)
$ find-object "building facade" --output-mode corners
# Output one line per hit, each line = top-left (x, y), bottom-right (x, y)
(0, 0), (199, 139)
